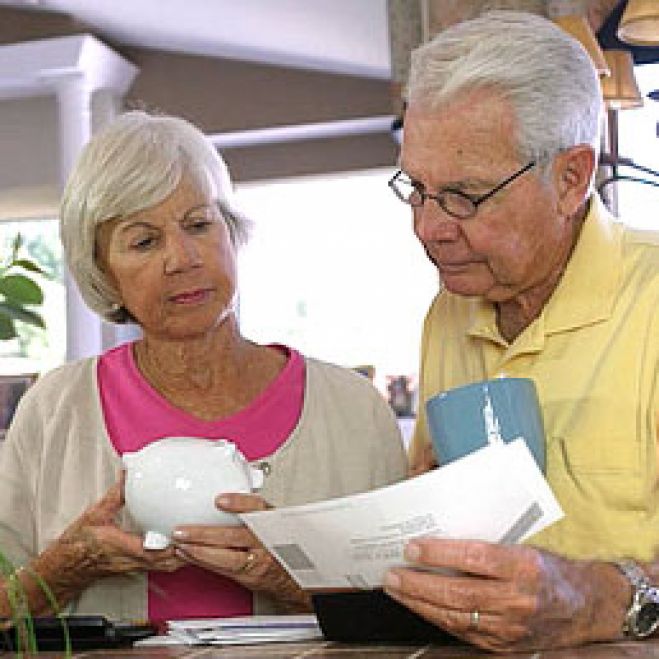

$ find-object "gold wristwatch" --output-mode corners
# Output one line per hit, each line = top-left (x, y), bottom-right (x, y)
(615, 560), (659, 639)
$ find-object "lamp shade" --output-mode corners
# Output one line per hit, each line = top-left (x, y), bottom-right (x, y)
(617, 0), (659, 46)
(601, 49), (644, 110)
(552, 15), (610, 76)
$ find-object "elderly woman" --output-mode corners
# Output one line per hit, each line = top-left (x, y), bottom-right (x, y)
(0, 111), (406, 622)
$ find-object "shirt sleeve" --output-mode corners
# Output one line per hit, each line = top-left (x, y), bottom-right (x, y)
(0, 391), (40, 569)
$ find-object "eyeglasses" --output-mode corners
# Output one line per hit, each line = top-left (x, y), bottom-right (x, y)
(388, 161), (536, 220)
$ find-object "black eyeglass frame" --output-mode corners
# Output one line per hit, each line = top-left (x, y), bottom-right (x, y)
(388, 160), (537, 219)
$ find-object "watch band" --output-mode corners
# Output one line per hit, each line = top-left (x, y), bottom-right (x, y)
(615, 559), (659, 639)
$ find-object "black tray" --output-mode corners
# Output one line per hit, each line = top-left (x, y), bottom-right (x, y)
(312, 589), (463, 644)
(0, 615), (156, 651)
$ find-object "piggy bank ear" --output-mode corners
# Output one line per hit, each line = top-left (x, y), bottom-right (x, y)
(249, 465), (265, 490)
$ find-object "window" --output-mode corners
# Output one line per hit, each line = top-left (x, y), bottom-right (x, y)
(235, 168), (438, 403)
(0, 218), (66, 375)
(615, 62), (659, 230)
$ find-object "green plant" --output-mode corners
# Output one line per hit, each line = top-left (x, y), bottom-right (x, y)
(0, 555), (71, 656)
(0, 234), (46, 341)
(0, 236), (61, 655)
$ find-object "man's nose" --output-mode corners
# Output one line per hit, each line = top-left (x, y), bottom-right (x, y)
(413, 201), (461, 242)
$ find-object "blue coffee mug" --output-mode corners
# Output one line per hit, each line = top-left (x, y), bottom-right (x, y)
(425, 377), (546, 472)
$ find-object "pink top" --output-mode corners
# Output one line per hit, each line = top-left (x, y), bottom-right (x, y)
(97, 342), (305, 622)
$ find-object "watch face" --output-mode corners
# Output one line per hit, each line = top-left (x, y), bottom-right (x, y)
(636, 602), (659, 636)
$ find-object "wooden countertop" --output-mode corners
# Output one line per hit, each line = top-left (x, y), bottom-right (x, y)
(25, 637), (659, 657)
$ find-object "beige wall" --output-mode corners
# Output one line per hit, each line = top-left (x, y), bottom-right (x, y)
(0, 1), (623, 219)
(122, 46), (398, 182)
(0, 5), (398, 220)
(0, 96), (59, 190)
(0, 96), (60, 219)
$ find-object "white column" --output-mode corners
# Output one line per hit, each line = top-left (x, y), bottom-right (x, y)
(56, 76), (104, 361)
(0, 35), (139, 361)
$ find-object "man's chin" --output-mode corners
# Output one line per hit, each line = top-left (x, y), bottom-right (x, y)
(439, 274), (486, 298)
(441, 278), (516, 305)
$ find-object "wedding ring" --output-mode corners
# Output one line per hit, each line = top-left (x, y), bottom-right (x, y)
(469, 609), (480, 630)
(239, 550), (257, 573)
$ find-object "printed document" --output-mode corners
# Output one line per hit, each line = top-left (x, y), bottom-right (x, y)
(241, 439), (563, 589)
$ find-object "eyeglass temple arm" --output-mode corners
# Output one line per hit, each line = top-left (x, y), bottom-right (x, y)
(475, 161), (536, 204)
(600, 154), (659, 179)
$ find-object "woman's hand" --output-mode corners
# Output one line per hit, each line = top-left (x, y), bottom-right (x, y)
(5, 474), (185, 616)
(53, 474), (184, 583)
(383, 538), (630, 652)
(172, 493), (311, 612)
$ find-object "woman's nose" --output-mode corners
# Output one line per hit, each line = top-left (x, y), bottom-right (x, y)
(413, 202), (461, 243)
(163, 233), (201, 273)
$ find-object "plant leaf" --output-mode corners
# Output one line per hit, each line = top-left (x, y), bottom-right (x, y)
(11, 233), (22, 257)
(12, 259), (47, 276)
(0, 274), (44, 305)
(0, 302), (45, 329)
(0, 315), (16, 340)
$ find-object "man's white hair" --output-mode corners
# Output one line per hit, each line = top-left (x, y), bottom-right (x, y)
(406, 11), (603, 167)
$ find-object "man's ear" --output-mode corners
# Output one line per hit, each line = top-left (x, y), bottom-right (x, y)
(554, 145), (596, 216)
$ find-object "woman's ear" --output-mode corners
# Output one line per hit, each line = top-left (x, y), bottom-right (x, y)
(554, 145), (596, 216)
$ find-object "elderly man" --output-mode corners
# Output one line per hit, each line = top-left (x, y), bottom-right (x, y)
(383, 10), (659, 652)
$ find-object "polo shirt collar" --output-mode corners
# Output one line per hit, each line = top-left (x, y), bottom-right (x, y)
(542, 194), (621, 333)
(468, 195), (622, 345)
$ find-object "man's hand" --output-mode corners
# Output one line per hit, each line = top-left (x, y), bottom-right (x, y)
(383, 537), (630, 652)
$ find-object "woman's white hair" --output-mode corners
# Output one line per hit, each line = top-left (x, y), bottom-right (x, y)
(406, 11), (603, 168)
(60, 110), (250, 324)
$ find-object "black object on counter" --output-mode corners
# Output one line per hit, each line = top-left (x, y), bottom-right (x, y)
(0, 615), (157, 651)
(313, 589), (463, 644)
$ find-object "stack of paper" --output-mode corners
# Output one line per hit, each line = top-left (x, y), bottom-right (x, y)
(134, 615), (322, 647)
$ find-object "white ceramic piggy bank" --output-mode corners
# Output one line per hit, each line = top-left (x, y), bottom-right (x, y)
(122, 437), (264, 550)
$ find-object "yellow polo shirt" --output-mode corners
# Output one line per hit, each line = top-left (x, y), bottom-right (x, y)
(410, 196), (659, 561)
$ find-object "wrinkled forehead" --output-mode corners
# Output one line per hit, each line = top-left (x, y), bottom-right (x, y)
(137, 161), (219, 216)
(401, 94), (520, 175)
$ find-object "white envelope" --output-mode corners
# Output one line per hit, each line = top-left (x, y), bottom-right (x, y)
(241, 439), (563, 589)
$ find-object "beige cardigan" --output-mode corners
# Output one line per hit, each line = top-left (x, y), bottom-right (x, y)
(0, 356), (406, 618)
